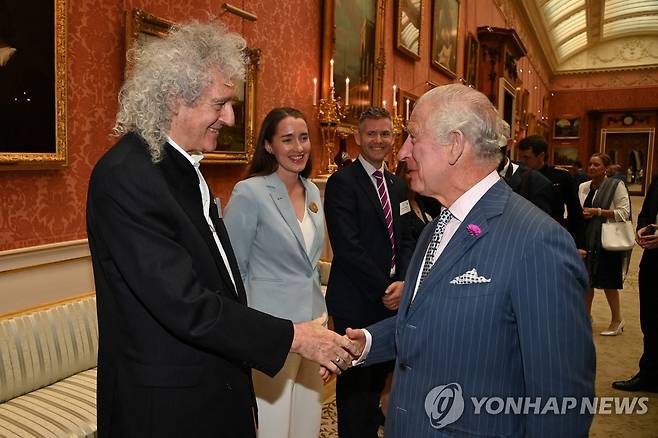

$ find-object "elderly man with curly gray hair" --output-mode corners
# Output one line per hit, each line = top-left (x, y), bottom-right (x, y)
(87, 22), (358, 438)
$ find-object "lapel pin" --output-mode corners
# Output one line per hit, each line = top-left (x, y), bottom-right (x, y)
(309, 202), (318, 213)
(466, 223), (481, 236)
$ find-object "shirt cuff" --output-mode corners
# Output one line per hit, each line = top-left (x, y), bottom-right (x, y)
(351, 329), (373, 366)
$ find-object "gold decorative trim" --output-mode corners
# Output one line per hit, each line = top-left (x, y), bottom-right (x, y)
(0, 0), (68, 169)
(203, 48), (260, 164)
(221, 3), (257, 22)
(373, 0), (386, 109)
(124, 9), (259, 165)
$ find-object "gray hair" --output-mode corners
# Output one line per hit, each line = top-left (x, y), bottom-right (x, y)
(417, 84), (504, 166)
(114, 21), (247, 162)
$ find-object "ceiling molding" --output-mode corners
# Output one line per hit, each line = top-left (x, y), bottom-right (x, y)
(518, 0), (658, 74)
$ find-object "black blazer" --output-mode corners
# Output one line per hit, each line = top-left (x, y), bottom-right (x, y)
(503, 161), (555, 216)
(324, 159), (410, 327)
(87, 133), (293, 438)
(638, 176), (658, 267)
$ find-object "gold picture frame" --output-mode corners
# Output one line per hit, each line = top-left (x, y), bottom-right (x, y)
(125, 9), (258, 164)
(396, 0), (423, 60)
(322, 0), (386, 127)
(430, 0), (460, 78)
(553, 115), (581, 139)
(463, 32), (479, 87)
(0, 0), (67, 169)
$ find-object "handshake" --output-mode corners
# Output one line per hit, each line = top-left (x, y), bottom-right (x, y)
(290, 314), (366, 382)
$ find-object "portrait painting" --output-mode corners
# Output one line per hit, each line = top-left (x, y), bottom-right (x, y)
(553, 116), (581, 139)
(431, 0), (460, 78)
(396, 0), (423, 60)
(0, 0), (67, 168)
(333, 0), (377, 126)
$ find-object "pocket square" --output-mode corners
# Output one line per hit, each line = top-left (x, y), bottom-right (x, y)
(450, 268), (491, 285)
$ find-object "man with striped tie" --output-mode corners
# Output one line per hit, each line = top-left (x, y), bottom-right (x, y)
(325, 107), (411, 437)
(345, 85), (595, 437)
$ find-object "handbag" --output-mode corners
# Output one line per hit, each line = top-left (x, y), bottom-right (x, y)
(601, 220), (635, 251)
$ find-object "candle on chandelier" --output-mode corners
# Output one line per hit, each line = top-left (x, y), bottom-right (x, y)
(406, 98), (410, 120)
(329, 59), (334, 87)
(313, 78), (317, 106)
(382, 100), (387, 108)
(393, 85), (397, 114)
(345, 77), (350, 105)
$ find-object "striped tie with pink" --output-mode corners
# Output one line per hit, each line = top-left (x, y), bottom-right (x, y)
(373, 170), (396, 273)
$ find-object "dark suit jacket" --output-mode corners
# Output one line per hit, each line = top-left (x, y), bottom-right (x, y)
(539, 164), (586, 247)
(87, 133), (293, 438)
(324, 159), (409, 327)
(503, 161), (554, 215)
(366, 180), (595, 437)
(638, 176), (658, 267)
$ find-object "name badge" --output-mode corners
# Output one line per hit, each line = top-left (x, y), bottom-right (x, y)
(400, 200), (411, 215)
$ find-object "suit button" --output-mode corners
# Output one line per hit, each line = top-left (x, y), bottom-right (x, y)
(225, 383), (233, 391)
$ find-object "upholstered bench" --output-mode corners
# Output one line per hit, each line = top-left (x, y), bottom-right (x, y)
(0, 295), (98, 437)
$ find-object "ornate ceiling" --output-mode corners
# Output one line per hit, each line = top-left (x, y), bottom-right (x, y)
(519, 0), (658, 74)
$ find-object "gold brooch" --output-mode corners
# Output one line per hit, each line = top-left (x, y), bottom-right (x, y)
(309, 202), (318, 213)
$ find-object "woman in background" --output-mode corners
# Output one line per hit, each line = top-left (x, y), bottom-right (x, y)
(224, 107), (325, 438)
(578, 152), (631, 336)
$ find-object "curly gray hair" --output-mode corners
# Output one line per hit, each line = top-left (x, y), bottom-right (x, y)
(114, 21), (247, 162)
(417, 84), (504, 167)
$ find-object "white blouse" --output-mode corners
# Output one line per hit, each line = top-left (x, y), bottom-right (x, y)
(578, 179), (631, 222)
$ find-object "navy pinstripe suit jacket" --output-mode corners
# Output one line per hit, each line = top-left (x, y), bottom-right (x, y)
(366, 180), (595, 437)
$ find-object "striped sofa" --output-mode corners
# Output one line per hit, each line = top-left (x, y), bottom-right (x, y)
(0, 295), (98, 437)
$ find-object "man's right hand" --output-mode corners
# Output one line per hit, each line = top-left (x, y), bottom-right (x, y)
(290, 321), (359, 374)
(345, 327), (367, 355)
(637, 224), (658, 250)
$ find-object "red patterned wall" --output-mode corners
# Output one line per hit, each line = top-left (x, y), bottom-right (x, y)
(549, 82), (658, 173)
(2, 0), (656, 251)
(0, 0), (322, 251)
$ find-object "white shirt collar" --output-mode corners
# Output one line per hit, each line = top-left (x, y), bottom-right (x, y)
(166, 136), (204, 168)
(358, 155), (386, 176)
(446, 170), (501, 222)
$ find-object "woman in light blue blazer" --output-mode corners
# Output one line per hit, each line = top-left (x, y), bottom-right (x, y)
(224, 108), (326, 438)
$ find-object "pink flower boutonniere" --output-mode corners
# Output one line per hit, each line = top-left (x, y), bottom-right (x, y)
(466, 224), (481, 237)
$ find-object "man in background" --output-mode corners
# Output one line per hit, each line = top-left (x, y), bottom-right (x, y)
(613, 175), (658, 393)
(87, 22), (356, 438)
(518, 134), (585, 247)
(324, 107), (409, 437)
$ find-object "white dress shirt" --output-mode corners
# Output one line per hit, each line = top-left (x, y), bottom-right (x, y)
(358, 155), (396, 277)
(167, 137), (237, 291)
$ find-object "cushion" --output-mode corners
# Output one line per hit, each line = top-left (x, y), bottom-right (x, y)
(0, 297), (98, 403)
(0, 368), (96, 437)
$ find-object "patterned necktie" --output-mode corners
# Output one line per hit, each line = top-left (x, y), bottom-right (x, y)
(418, 208), (453, 286)
(372, 170), (396, 273)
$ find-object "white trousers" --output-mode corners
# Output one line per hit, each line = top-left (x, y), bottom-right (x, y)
(253, 352), (323, 438)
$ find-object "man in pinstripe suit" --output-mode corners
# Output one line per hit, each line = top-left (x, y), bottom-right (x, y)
(346, 84), (595, 437)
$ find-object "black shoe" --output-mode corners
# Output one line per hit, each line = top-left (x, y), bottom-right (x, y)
(612, 374), (658, 393)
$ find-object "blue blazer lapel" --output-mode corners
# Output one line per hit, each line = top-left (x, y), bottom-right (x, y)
(266, 174), (312, 265)
(405, 180), (509, 320)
